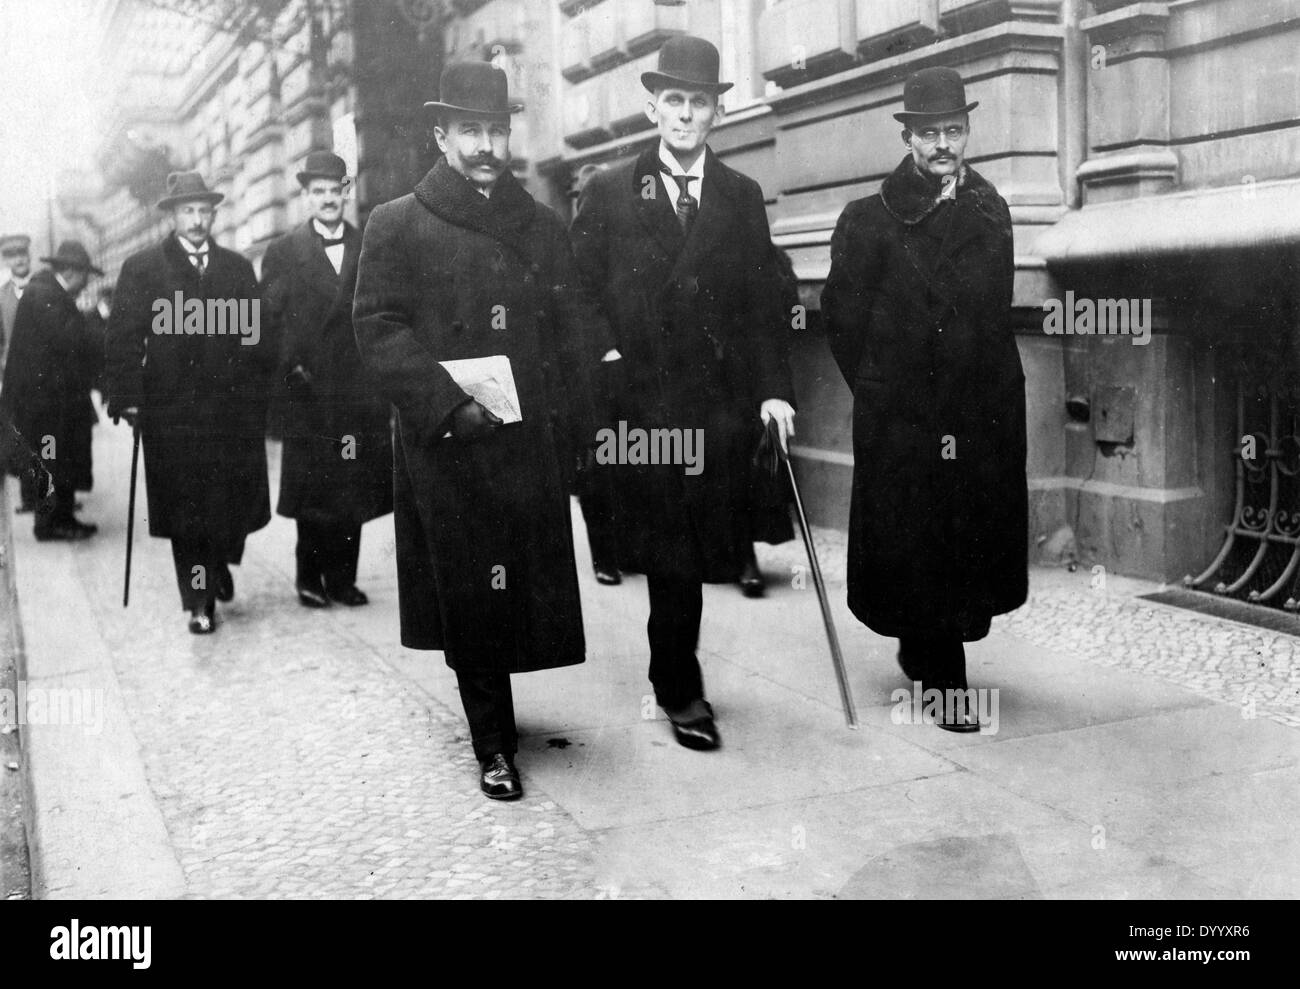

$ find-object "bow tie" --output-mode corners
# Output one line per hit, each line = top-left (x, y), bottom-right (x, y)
(319, 236), (345, 248)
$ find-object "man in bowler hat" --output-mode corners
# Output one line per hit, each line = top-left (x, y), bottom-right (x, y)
(260, 150), (393, 609)
(569, 35), (797, 750)
(0, 240), (103, 540)
(353, 62), (611, 800)
(105, 172), (275, 634)
(821, 67), (1027, 730)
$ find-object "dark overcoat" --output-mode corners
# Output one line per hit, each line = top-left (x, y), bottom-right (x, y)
(353, 160), (610, 673)
(0, 270), (98, 492)
(821, 155), (1027, 641)
(260, 221), (393, 526)
(104, 236), (274, 547)
(569, 147), (796, 582)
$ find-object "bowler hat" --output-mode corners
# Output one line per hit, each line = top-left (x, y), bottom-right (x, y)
(156, 171), (225, 210)
(0, 233), (31, 255)
(893, 66), (979, 122)
(424, 61), (523, 117)
(296, 150), (351, 188)
(641, 35), (733, 95)
(40, 240), (104, 276)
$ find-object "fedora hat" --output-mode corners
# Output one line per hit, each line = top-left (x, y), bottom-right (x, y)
(641, 35), (733, 95)
(40, 240), (103, 276)
(296, 150), (351, 188)
(424, 61), (523, 117)
(893, 66), (979, 122)
(0, 233), (31, 255)
(156, 171), (224, 211)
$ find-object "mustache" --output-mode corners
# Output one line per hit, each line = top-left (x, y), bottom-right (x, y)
(467, 155), (503, 168)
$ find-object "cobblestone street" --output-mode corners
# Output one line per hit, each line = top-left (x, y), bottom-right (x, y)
(6, 417), (1300, 899)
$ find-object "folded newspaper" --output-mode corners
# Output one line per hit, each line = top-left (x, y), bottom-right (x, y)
(439, 355), (522, 426)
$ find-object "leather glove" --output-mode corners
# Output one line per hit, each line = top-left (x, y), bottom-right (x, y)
(450, 399), (503, 442)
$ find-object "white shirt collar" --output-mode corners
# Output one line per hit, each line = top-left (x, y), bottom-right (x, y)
(176, 235), (210, 255)
(658, 142), (706, 180)
(54, 271), (74, 293)
(312, 218), (345, 240)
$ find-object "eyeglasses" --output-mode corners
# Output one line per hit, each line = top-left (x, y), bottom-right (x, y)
(912, 125), (968, 144)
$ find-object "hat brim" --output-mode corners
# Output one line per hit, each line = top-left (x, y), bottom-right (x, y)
(893, 101), (979, 123)
(156, 191), (225, 211)
(41, 257), (104, 276)
(296, 171), (353, 188)
(641, 71), (733, 95)
(423, 101), (524, 116)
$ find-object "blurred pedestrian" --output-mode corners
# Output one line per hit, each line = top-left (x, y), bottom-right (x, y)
(1, 233), (38, 512)
(0, 240), (102, 540)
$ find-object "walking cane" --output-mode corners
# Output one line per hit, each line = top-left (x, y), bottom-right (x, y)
(762, 417), (858, 728)
(123, 420), (140, 608)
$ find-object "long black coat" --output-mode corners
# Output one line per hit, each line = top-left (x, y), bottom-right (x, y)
(260, 221), (393, 526)
(104, 236), (274, 547)
(353, 160), (610, 673)
(569, 147), (796, 582)
(0, 270), (97, 492)
(822, 156), (1027, 642)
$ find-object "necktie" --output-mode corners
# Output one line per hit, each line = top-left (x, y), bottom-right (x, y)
(319, 235), (345, 248)
(662, 169), (698, 232)
(189, 251), (208, 275)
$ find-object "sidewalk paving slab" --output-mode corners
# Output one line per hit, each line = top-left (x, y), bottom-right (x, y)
(5, 414), (1299, 899)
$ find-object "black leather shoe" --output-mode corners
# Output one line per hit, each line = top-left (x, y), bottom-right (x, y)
(326, 584), (369, 607)
(215, 565), (234, 602)
(593, 564), (621, 585)
(739, 558), (766, 598)
(937, 709), (982, 733)
(188, 607), (215, 635)
(932, 684), (982, 733)
(296, 580), (330, 608)
(664, 700), (721, 751)
(479, 753), (523, 800)
(34, 520), (95, 542)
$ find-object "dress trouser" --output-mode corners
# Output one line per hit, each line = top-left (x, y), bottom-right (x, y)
(576, 467), (619, 569)
(646, 575), (705, 710)
(171, 535), (245, 612)
(296, 519), (361, 591)
(899, 633), (968, 688)
(454, 669), (517, 762)
(34, 477), (76, 532)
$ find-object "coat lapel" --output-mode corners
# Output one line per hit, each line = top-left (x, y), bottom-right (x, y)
(670, 148), (736, 282)
(163, 234), (205, 290)
(633, 148), (685, 259)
